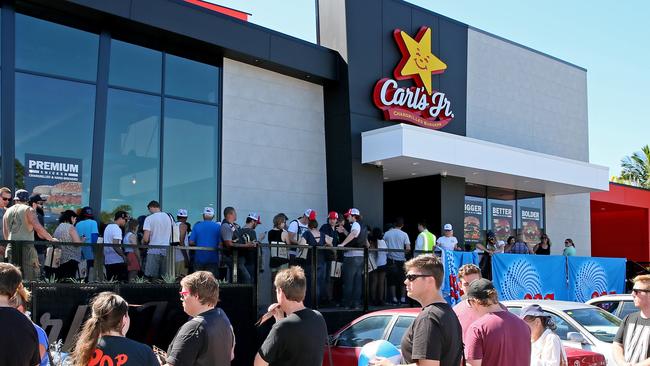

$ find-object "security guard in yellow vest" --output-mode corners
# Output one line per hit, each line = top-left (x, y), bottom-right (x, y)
(414, 220), (436, 254)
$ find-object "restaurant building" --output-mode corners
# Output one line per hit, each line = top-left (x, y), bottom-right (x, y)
(1, 0), (608, 255)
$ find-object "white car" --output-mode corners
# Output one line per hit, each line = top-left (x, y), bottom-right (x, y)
(503, 300), (622, 365)
(586, 294), (636, 320)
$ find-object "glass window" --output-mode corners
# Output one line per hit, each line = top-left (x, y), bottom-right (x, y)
(618, 301), (637, 319)
(336, 316), (392, 347)
(517, 191), (544, 245)
(15, 73), (95, 223)
(164, 54), (218, 103)
(162, 99), (218, 224)
(544, 311), (580, 341)
(487, 187), (515, 243)
(387, 316), (415, 348)
(565, 308), (621, 343)
(102, 89), (161, 219)
(464, 196), (485, 249)
(16, 14), (98, 81)
(109, 39), (162, 93)
(591, 301), (620, 315)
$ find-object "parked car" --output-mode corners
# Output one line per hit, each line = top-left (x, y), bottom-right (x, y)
(503, 300), (621, 365)
(324, 307), (606, 366)
(586, 294), (636, 320)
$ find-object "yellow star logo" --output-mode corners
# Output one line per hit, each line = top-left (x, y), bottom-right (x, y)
(393, 27), (447, 95)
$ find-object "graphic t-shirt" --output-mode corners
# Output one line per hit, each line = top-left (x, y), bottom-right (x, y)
(93, 336), (158, 366)
(465, 310), (531, 365)
(103, 223), (124, 265)
(0, 307), (40, 366)
(190, 221), (221, 264)
(258, 308), (328, 366)
(401, 302), (463, 365)
(614, 311), (650, 363)
(143, 212), (173, 255)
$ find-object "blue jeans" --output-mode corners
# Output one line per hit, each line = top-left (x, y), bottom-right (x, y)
(343, 256), (364, 307)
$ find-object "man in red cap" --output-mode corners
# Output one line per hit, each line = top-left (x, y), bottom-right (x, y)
(318, 211), (339, 304)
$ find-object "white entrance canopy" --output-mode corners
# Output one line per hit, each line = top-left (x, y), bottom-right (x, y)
(362, 124), (609, 195)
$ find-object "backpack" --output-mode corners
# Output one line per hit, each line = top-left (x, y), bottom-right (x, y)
(167, 213), (180, 245)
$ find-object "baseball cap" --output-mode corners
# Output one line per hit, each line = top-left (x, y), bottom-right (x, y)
(304, 209), (316, 221)
(520, 304), (548, 319)
(14, 189), (29, 202)
(177, 209), (188, 218)
(247, 212), (261, 224)
(114, 210), (129, 221)
(345, 208), (360, 217)
(443, 223), (453, 231)
(328, 211), (339, 220)
(203, 207), (215, 216)
(79, 206), (94, 218)
(466, 278), (496, 300)
(28, 194), (47, 204)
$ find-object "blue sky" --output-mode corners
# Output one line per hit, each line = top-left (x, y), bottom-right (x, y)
(215, 0), (649, 176)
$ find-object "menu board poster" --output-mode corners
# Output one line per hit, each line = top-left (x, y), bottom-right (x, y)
(24, 153), (83, 218)
(464, 198), (484, 243)
(520, 207), (542, 244)
(490, 203), (513, 242)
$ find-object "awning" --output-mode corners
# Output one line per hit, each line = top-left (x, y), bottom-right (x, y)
(362, 124), (609, 195)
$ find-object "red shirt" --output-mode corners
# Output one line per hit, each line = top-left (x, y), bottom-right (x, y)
(453, 299), (481, 344)
(465, 310), (531, 365)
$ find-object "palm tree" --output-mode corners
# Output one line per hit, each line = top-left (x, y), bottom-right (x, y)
(619, 145), (650, 188)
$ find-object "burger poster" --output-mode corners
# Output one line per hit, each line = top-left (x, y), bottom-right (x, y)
(490, 203), (513, 242)
(520, 207), (542, 244)
(463, 198), (483, 243)
(24, 154), (83, 217)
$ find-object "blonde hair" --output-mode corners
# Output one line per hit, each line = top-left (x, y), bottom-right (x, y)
(633, 274), (650, 288)
(274, 266), (306, 302)
(181, 271), (220, 306)
(458, 264), (481, 280)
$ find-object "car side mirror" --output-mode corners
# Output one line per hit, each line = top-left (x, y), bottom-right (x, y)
(567, 332), (587, 344)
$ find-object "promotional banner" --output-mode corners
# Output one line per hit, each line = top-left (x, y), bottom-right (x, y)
(520, 206), (542, 244)
(567, 256), (626, 302)
(490, 203), (513, 242)
(492, 254), (568, 301)
(464, 198), (484, 244)
(441, 249), (480, 305)
(24, 153), (83, 219)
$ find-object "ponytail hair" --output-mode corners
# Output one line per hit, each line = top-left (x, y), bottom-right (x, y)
(71, 292), (129, 366)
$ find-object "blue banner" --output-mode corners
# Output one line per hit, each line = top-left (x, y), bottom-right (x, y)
(492, 254), (568, 301)
(567, 256), (626, 302)
(441, 250), (479, 305)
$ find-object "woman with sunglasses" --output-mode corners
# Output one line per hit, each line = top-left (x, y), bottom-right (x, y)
(533, 234), (552, 255)
(71, 292), (158, 366)
(562, 238), (576, 256)
(520, 304), (567, 366)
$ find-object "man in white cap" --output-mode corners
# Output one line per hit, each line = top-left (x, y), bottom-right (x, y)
(174, 209), (190, 276)
(338, 208), (367, 309)
(287, 209), (314, 265)
(240, 212), (265, 283)
(436, 223), (460, 251)
(189, 207), (221, 278)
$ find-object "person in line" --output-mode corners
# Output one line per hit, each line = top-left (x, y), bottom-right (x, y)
(142, 200), (173, 279)
(465, 278), (531, 366)
(436, 223), (461, 251)
(453, 263), (483, 343)
(103, 211), (129, 282)
(383, 217), (410, 305)
(268, 213), (290, 272)
(370, 254), (463, 366)
(76, 206), (99, 282)
(3, 189), (57, 281)
(254, 266), (327, 366)
(414, 220), (436, 254)
(10, 286), (50, 366)
(287, 209), (313, 266)
(165, 271), (235, 366)
(318, 211), (340, 305)
(0, 187), (13, 260)
(123, 218), (142, 282)
(190, 207), (221, 278)
(240, 212), (265, 283)
(476, 231), (497, 280)
(520, 304), (567, 366)
(562, 239), (576, 256)
(221, 206), (254, 283)
(613, 274), (650, 366)
(301, 218), (324, 306)
(29, 194), (48, 270)
(508, 233), (533, 254)
(369, 227), (388, 306)
(174, 209), (191, 276)
(71, 292), (158, 366)
(0, 263), (41, 366)
(338, 208), (367, 310)
(533, 234), (552, 255)
(53, 210), (84, 280)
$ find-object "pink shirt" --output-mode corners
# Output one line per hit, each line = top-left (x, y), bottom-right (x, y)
(465, 310), (531, 366)
(453, 299), (481, 344)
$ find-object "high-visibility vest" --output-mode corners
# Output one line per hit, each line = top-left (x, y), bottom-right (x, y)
(419, 230), (436, 252)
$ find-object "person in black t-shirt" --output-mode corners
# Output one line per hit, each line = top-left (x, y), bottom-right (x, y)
(0, 263), (40, 366)
(71, 291), (158, 366)
(255, 266), (328, 366)
(370, 254), (463, 366)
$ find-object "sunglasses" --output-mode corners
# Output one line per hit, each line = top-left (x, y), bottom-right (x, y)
(1, 197), (9, 201)
(632, 288), (650, 295)
(179, 290), (191, 300)
(405, 274), (433, 282)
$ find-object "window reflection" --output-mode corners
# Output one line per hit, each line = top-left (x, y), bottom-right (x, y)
(165, 54), (218, 103)
(162, 99), (218, 224)
(109, 39), (162, 93)
(102, 89), (161, 218)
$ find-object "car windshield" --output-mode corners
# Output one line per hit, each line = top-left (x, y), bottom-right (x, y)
(565, 308), (622, 343)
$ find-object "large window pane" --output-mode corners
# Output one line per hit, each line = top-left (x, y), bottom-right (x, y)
(164, 54), (218, 103)
(517, 193), (544, 245)
(16, 14), (98, 81)
(163, 99), (218, 223)
(109, 39), (162, 93)
(487, 187), (515, 243)
(102, 89), (161, 219)
(15, 73), (95, 223)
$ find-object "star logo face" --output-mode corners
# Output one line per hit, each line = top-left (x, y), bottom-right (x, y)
(393, 27), (447, 95)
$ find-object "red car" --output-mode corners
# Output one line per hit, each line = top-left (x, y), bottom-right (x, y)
(324, 308), (606, 366)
